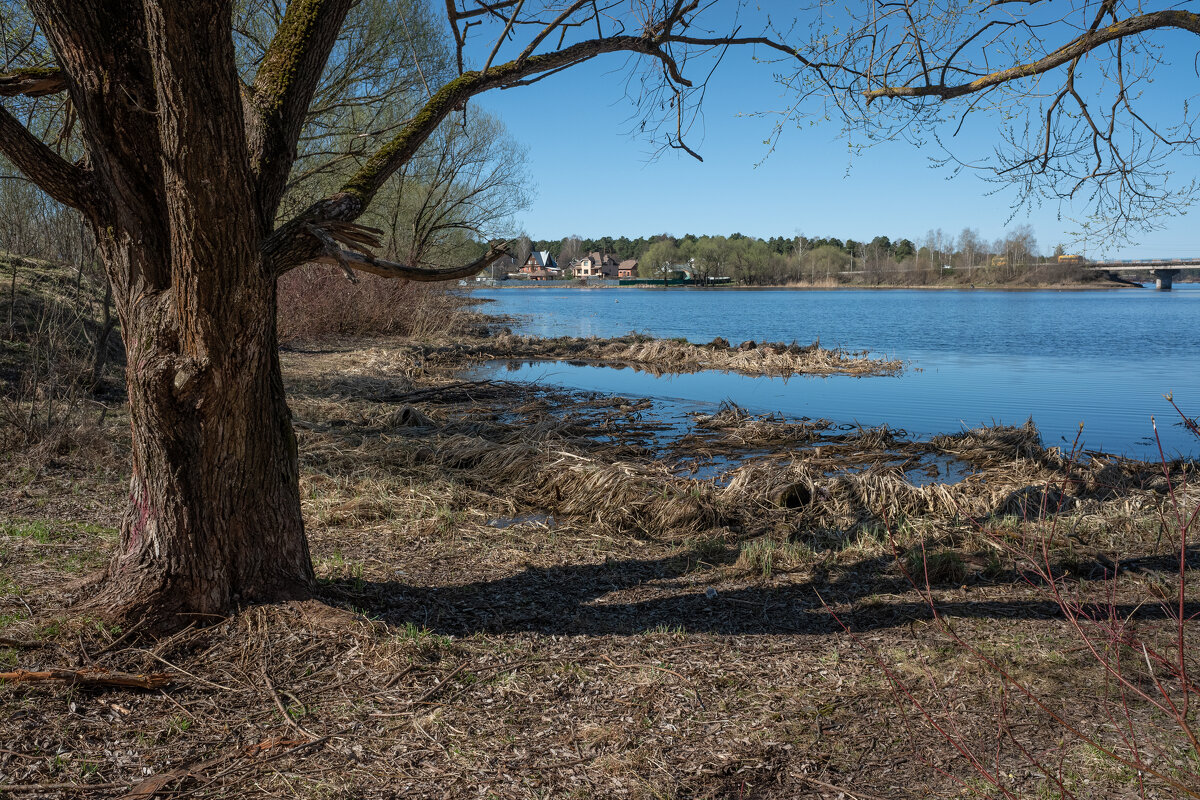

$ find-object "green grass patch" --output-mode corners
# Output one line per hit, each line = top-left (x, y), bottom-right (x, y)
(0, 518), (118, 544)
(738, 537), (812, 577)
(904, 547), (968, 585)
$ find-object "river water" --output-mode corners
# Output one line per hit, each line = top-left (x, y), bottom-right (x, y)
(470, 286), (1200, 459)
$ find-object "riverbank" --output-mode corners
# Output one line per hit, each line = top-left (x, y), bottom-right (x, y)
(2, 333), (1196, 798)
(476, 275), (1152, 291)
(472, 285), (1200, 459)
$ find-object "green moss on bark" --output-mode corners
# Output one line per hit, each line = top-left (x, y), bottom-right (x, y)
(252, 0), (329, 114)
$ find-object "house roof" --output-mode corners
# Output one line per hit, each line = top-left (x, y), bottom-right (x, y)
(528, 250), (556, 268)
(618, 259), (638, 270)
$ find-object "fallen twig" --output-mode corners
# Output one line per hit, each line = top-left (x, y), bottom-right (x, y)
(800, 775), (892, 800)
(0, 782), (126, 793)
(0, 637), (46, 649)
(0, 668), (172, 689)
(600, 654), (689, 682)
(415, 661), (471, 703)
(262, 668), (316, 739)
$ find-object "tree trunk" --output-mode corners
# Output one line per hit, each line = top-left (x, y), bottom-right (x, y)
(32, 1), (316, 626)
(89, 239), (313, 625)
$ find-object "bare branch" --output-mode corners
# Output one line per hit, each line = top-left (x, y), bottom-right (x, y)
(303, 222), (360, 283)
(812, 2), (1200, 240)
(864, 10), (1200, 103)
(515, 0), (591, 64)
(0, 101), (95, 211)
(334, 31), (732, 208)
(666, 34), (814, 67)
(305, 240), (512, 282)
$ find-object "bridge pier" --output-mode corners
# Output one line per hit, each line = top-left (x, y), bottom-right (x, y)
(1153, 269), (1181, 291)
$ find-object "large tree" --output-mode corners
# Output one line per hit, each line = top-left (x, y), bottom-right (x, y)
(0, 0), (806, 626)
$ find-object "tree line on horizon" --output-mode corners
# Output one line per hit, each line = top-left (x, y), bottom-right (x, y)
(517, 224), (1072, 284)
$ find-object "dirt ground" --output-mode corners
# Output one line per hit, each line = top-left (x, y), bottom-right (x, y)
(1, 334), (1197, 799)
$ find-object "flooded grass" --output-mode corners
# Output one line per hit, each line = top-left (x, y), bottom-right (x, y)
(394, 329), (903, 378)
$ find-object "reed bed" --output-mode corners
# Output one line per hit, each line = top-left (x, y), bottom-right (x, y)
(285, 354), (1192, 578)
(402, 331), (902, 378)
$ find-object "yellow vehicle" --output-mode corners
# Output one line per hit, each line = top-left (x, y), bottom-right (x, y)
(1057, 254), (1085, 265)
(990, 255), (1008, 267)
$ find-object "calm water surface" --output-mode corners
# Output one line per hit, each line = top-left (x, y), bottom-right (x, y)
(471, 286), (1200, 458)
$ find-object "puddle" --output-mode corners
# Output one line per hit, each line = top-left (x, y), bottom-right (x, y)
(673, 451), (768, 485)
(903, 452), (976, 486)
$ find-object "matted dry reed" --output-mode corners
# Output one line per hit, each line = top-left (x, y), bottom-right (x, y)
(390, 330), (903, 378)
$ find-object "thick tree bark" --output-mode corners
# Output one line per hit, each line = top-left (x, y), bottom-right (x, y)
(90, 236), (313, 624)
(25, 0), (318, 624)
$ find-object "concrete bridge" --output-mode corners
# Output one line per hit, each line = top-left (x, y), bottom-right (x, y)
(1084, 257), (1200, 291)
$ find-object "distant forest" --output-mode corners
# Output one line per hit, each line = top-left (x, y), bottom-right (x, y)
(515, 226), (1107, 286)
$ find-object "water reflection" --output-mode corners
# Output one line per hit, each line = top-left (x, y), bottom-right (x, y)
(472, 286), (1199, 459)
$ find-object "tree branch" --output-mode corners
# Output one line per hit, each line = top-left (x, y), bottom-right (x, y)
(665, 34), (813, 68)
(0, 101), (95, 211)
(305, 240), (512, 282)
(246, 0), (356, 227)
(863, 9), (1200, 103)
(261, 15), (806, 275)
(337, 35), (673, 206)
(0, 67), (66, 97)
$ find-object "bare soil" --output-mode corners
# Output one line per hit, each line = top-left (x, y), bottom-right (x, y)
(0, 334), (1196, 799)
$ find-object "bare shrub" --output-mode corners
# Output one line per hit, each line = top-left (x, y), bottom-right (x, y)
(276, 265), (475, 345)
(1, 291), (104, 455)
(1, 249), (123, 458)
(839, 409), (1200, 798)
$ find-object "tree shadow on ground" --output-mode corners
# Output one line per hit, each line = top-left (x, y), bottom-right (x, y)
(319, 547), (1200, 637)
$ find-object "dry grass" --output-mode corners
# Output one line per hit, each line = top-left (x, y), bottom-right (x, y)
(396, 330), (902, 378)
(0, 338), (1196, 798)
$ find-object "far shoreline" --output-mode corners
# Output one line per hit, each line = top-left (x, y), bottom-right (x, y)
(467, 280), (1162, 293)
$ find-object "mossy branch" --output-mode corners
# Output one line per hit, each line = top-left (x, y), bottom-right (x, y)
(264, 27), (802, 275)
(246, 0), (355, 223)
(0, 67), (66, 97)
(337, 34), (683, 207)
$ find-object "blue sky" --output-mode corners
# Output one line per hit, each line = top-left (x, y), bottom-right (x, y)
(474, 13), (1199, 258)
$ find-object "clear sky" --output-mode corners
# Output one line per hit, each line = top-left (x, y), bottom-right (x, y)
(474, 14), (1199, 259)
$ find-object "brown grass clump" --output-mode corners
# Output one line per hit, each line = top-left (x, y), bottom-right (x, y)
(538, 458), (721, 536)
(928, 419), (1053, 467)
(690, 400), (831, 448)
(403, 330), (902, 378)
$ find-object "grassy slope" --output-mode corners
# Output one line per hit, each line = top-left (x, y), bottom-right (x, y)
(0, 254), (122, 397)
